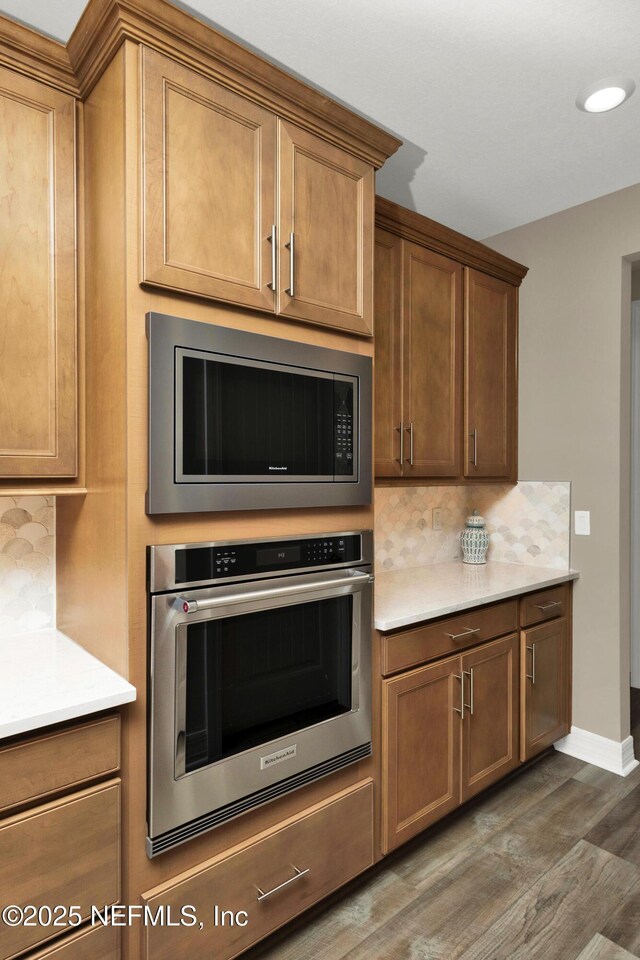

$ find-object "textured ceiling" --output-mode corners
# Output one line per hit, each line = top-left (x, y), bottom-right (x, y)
(3, 0), (640, 238)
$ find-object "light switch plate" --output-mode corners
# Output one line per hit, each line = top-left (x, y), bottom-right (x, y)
(574, 510), (590, 535)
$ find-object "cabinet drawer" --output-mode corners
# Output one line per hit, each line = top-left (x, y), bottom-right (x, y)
(520, 584), (568, 627)
(25, 926), (119, 960)
(381, 599), (518, 675)
(142, 779), (373, 960)
(0, 781), (120, 960)
(0, 716), (120, 814)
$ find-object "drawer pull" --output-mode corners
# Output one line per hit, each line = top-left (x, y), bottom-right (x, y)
(445, 627), (481, 641)
(535, 600), (562, 612)
(256, 865), (310, 903)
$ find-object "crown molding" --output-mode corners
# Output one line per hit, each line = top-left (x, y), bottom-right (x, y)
(376, 196), (529, 286)
(67, 0), (402, 169)
(0, 14), (78, 96)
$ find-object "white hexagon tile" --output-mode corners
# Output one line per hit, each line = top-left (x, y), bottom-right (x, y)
(0, 496), (55, 637)
(374, 481), (570, 573)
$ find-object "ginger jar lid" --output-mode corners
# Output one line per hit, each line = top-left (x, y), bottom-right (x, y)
(465, 509), (486, 528)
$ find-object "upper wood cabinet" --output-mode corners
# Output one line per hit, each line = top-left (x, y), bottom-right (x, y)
(141, 48), (376, 335)
(402, 243), (463, 477)
(374, 229), (403, 476)
(374, 198), (527, 481)
(464, 269), (517, 479)
(0, 64), (77, 478)
(277, 121), (374, 335)
(141, 47), (277, 312)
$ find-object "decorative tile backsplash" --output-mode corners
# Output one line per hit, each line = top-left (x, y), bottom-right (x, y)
(0, 497), (55, 637)
(375, 481), (570, 573)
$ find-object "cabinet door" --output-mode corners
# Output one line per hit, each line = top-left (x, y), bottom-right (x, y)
(0, 67), (76, 477)
(460, 634), (519, 802)
(521, 618), (569, 761)
(382, 656), (461, 853)
(464, 268), (517, 478)
(278, 120), (374, 335)
(374, 229), (403, 476)
(141, 47), (276, 311)
(403, 244), (463, 477)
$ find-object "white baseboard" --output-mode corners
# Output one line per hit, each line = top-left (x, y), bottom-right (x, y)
(554, 726), (639, 776)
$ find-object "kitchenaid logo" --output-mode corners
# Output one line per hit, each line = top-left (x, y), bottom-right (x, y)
(268, 465), (288, 471)
(260, 745), (297, 769)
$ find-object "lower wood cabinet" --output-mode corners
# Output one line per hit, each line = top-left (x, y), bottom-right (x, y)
(381, 635), (519, 853)
(382, 657), (461, 852)
(460, 634), (519, 802)
(141, 779), (373, 960)
(0, 781), (120, 960)
(0, 715), (121, 960)
(25, 925), (120, 960)
(379, 584), (572, 855)
(521, 617), (569, 761)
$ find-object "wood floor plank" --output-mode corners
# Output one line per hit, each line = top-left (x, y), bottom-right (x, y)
(393, 750), (586, 891)
(457, 840), (640, 960)
(585, 784), (640, 866)
(575, 933), (638, 960)
(244, 868), (421, 960)
(334, 779), (612, 960)
(573, 762), (640, 800)
(599, 887), (640, 956)
(248, 752), (640, 960)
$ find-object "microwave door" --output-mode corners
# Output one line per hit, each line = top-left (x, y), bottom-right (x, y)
(176, 349), (342, 483)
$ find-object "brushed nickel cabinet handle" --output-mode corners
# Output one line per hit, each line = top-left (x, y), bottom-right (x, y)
(407, 422), (414, 466)
(454, 673), (465, 719)
(256, 865), (309, 902)
(285, 232), (295, 296)
(397, 422), (405, 464)
(535, 600), (562, 612)
(266, 224), (277, 292)
(526, 644), (536, 684)
(470, 429), (478, 467)
(463, 668), (475, 715)
(445, 627), (481, 641)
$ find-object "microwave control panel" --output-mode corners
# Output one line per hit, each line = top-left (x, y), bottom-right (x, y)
(334, 411), (353, 474)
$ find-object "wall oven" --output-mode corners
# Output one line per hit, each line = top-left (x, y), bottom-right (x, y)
(146, 313), (372, 514)
(147, 530), (373, 857)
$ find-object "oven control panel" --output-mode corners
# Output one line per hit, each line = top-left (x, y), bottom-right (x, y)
(172, 533), (363, 585)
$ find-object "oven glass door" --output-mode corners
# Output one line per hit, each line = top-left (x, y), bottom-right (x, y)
(175, 349), (357, 483)
(180, 594), (353, 774)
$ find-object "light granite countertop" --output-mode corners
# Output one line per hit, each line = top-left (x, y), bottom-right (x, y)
(0, 628), (136, 740)
(374, 560), (579, 632)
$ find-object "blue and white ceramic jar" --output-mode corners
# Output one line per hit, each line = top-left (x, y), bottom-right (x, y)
(461, 510), (489, 564)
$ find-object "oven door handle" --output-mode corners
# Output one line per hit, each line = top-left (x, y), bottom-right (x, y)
(173, 569), (374, 614)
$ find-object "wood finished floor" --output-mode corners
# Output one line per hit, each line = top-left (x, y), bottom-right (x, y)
(246, 689), (640, 960)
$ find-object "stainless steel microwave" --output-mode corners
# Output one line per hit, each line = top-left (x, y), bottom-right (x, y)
(146, 313), (372, 514)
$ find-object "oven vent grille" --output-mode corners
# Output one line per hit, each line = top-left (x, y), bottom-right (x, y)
(147, 741), (372, 858)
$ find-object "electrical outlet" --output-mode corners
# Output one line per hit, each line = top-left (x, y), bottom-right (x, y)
(574, 510), (591, 536)
(432, 507), (443, 532)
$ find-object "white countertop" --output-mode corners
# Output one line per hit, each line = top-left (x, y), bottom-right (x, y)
(374, 560), (579, 632)
(0, 628), (136, 740)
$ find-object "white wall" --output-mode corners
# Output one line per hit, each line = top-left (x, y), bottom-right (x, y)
(486, 183), (640, 743)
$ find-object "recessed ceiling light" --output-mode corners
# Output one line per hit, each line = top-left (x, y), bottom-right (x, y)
(576, 77), (636, 113)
